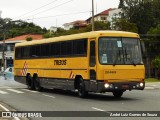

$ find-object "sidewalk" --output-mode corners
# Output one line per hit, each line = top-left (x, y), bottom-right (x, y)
(145, 82), (160, 90)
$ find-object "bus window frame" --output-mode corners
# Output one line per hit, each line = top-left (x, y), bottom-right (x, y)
(15, 38), (88, 60)
(98, 36), (143, 65)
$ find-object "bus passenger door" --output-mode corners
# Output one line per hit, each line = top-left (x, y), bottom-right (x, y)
(89, 40), (97, 92)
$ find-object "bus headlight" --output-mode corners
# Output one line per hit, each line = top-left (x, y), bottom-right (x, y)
(140, 82), (144, 87)
(104, 83), (109, 88)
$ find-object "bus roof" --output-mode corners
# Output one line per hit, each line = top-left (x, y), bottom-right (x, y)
(15, 30), (139, 47)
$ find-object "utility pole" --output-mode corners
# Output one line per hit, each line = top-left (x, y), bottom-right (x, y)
(0, 18), (9, 71)
(2, 31), (6, 71)
(92, 0), (95, 31)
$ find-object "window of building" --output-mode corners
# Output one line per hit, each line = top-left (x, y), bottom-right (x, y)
(101, 17), (106, 21)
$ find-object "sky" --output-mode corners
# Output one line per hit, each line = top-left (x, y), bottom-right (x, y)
(0, 0), (119, 29)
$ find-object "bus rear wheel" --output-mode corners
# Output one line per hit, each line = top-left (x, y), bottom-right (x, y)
(26, 75), (34, 90)
(78, 78), (88, 98)
(112, 91), (123, 98)
(34, 75), (43, 92)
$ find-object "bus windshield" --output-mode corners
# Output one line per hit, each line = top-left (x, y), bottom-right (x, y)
(99, 37), (143, 65)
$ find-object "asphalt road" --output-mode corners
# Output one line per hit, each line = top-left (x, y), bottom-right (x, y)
(0, 76), (160, 120)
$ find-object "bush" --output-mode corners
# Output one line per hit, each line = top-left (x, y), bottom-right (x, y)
(26, 37), (33, 41)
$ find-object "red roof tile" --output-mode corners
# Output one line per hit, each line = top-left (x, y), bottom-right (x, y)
(98, 8), (113, 15)
(5, 34), (43, 41)
(86, 8), (114, 21)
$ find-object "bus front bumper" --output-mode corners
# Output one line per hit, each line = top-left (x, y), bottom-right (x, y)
(96, 81), (145, 92)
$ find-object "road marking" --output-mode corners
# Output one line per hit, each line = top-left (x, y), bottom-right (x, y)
(7, 89), (24, 93)
(92, 107), (105, 111)
(0, 104), (9, 111)
(42, 94), (55, 99)
(92, 107), (112, 114)
(0, 104), (20, 120)
(21, 89), (39, 93)
(0, 90), (8, 94)
(0, 86), (11, 88)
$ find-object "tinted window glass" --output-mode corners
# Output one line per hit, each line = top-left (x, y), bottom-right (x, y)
(51, 42), (61, 56)
(15, 47), (21, 59)
(73, 39), (87, 55)
(23, 47), (30, 58)
(31, 45), (41, 58)
(41, 44), (50, 57)
(61, 42), (67, 56)
(66, 41), (72, 55)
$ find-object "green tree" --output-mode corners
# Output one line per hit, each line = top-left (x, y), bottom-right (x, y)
(43, 32), (54, 38)
(85, 21), (110, 32)
(0, 18), (47, 39)
(26, 37), (33, 41)
(118, 0), (124, 8)
(152, 56), (160, 79)
(112, 18), (138, 33)
(148, 24), (160, 35)
(121, 0), (160, 34)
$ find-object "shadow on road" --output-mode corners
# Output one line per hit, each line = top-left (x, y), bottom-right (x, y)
(41, 88), (138, 101)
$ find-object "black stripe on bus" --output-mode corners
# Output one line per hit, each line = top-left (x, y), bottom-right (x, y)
(15, 68), (87, 70)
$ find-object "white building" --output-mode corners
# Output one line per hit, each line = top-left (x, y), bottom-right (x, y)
(86, 8), (113, 24)
(108, 8), (122, 29)
(0, 34), (43, 69)
(63, 22), (74, 30)
(0, 10), (2, 18)
(50, 26), (58, 32)
(63, 20), (87, 30)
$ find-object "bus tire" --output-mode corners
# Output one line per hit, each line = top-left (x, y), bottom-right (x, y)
(26, 75), (35, 90)
(112, 91), (123, 98)
(78, 78), (88, 98)
(34, 75), (43, 92)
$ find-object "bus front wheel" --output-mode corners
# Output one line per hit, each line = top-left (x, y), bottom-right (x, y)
(34, 75), (43, 92)
(78, 78), (88, 98)
(112, 91), (123, 98)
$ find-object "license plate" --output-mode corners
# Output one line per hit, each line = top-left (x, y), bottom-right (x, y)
(122, 85), (129, 89)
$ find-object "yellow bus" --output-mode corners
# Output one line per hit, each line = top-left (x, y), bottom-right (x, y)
(14, 31), (145, 98)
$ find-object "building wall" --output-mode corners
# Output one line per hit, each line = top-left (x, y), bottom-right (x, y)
(0, 10), (2, 18)
(0, 43), (15, 69)
(63, 24), (74, 30)
(108, 8), (122, 28)
(0, 41), (23, 70)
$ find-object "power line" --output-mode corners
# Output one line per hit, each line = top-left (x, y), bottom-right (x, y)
(24, 11), (90, 20)
(22, 0), (74, 20)
(14, 0), (59, 19)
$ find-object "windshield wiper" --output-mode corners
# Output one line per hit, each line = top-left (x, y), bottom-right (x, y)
(124, 48), (136, 66)
(113, 49), (121, 66)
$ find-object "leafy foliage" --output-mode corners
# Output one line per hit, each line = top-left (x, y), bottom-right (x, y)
(152, 56), (160, 69)
(148, 24), (160, 35)
(0, 18), (47, 40)
(119, 0), (160, 34)
(43, 21), (110, 38)
(118, 0), (124, 8)
(152, 56), (160, 79)
(26, 37), (33, 41)
(112, 18), (138, 33)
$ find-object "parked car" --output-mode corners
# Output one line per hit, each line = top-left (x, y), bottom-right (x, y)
(3, 67), (14, 80)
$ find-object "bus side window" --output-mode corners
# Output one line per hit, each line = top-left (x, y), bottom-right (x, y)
(90, 41), (96, 67)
